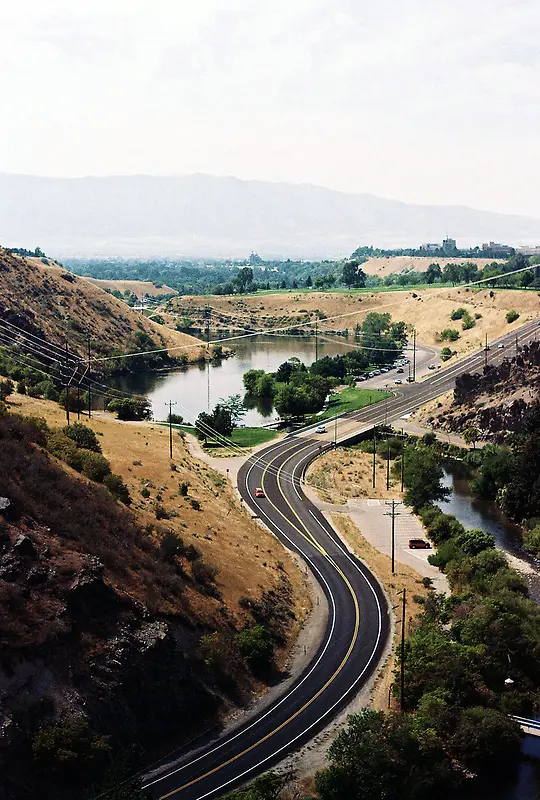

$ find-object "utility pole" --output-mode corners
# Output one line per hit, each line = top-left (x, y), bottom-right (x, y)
(76, 363), (81, 420)
(386, 437), (391, 490)
(400, 588), (407, 711)
(412, 329), (417, 382)
(334, 416), (338, 447)
(315, 320), (319, 361)
(372, 426), (377, 488)
(401, 445), (405, 492)
(166, 400), (178, 459)
(384, 500), (402, 575)
(64, 340), (70, 425)
(484, 334), (489, 369)
(87, 335), (92, 419)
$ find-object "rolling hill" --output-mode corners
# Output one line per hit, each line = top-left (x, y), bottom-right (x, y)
(2, 173), (540, 259)
(0, 248), (204, 367)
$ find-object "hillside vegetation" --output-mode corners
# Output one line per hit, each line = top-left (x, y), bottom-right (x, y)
(0, 248), (204, 370)
(0, 394), (309, 799)
(167, 286), (539, 357)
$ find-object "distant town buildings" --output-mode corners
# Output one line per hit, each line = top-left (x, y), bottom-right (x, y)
(481, 241), (514, 255)
(419, 238), (457, 253)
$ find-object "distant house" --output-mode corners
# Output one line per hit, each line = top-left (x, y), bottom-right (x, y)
(481, 241), (514, 255)
(442, 237), (457, 253)
(419, 243), (441, 252)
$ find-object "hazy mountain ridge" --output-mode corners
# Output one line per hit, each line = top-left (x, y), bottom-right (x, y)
(2, 172), (540, 258)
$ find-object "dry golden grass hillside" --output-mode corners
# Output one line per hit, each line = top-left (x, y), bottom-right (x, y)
(8, 391), (310, 630)
(169, 286), (540, 357)
(360, 255), (498, 278)
(84, 277), (176, 297)
(0, 249), (203, 364)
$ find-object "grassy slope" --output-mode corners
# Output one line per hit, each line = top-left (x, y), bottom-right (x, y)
(167, 286), (540, 357)
(311, 387), (390, 422)
(172, 424), (278, 450)
(0, 250), (204, 362)
(7, 393), (308, 628)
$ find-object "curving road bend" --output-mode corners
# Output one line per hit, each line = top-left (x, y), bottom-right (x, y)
(144, 436), (390, 800)
(144, 319), (539, 800)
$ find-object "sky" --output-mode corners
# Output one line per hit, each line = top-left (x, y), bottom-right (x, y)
(2, 0), (540, 217)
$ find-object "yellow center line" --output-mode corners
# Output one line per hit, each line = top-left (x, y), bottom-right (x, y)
(159, 439), (360, 800)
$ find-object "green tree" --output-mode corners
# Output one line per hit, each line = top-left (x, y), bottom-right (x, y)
(425, 262), (442, 284)
(462, 426), (481, 449)
(106, 398), (152, 421)
(81, 451), (111, 482)
(402, 444), (450, 511)
(506, 309), (520, 323)
(449, 707), (521, 774)
(342, 261), (366, 288)
(195, 404), (234, 440)
(235, 625), (274, 672)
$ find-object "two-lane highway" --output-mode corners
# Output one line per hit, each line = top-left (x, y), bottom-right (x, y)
(144, 318), (539, 800)
(145, 435), (389, 799)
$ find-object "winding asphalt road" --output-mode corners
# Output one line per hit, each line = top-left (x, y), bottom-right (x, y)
(144, 319), (539, 800)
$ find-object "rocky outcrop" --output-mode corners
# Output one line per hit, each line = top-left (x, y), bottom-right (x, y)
(436, 340), (540, 441)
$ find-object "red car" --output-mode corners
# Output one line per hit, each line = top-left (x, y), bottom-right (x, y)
(409, 538), (431, 549)
(254, 487), (265, 498)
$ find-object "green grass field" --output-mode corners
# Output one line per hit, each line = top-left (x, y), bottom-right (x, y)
(307, 387), (391, 423)
(170, 424), (278, 449)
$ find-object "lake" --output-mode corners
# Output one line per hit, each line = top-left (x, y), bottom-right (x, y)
(113, 334), (352, 426)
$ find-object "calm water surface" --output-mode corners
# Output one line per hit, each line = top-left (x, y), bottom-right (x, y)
(115, 334), (352, 425)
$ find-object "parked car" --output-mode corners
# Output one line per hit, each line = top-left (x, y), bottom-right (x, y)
(428, 364), (436, 370)
(315, 425), (327, 434)
(409, 538), (431, 549)
(380, 368), (389, 373)
(395, 379), (403, 385)
(406, 377), (415, 383)
(254, 487), (265, 498)
(397, 368), (404, 373)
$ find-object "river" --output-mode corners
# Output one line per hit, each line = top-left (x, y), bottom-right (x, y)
(439, 469), (540, 798)
(114, 334), (352, 425)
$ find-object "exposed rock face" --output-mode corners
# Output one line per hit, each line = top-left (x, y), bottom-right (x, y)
(437, 340), (540, 440)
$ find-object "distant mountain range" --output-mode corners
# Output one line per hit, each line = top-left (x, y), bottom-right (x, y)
(2, 172), (540, 259)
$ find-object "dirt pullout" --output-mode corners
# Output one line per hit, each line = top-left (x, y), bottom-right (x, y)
(306, 447), (401, 504)
(167, 287), (540, 358)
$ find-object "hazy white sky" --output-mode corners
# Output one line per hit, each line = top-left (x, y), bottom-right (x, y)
(2, 0), (540, 216)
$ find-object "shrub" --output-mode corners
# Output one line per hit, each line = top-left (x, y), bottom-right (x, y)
(524, 525), (540, 555)
(103, 473), (131, 505)
(506, 310), (520, 323)
(190, 498), (201, 510)
(16, 381), (26, 394)
(80, 451), (111, 482)
(450, 308), (466, 320)
(154, 502), (169, 520)
(32, 716), (110, 778)
(441, 347), (454, 362)
(440, 328), (460, 342)
(46, 431), (83, 471)
(140, 487), (150, 498)
(63, 423), (102, 453)
(191, 558), (218, 585)
(235, 625), (274, 672)
(159, 530), (186, 562)
(461, 311), (475, 330)
(179, 481), (189, 496)
(0, 379), (14, 401)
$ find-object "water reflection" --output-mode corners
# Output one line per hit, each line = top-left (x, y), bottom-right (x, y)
(112, 334), (352, 426)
